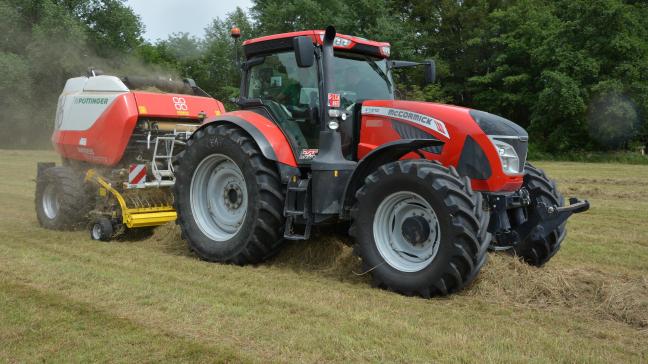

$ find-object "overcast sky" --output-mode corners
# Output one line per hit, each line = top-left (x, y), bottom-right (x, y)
(125, 0), (253, 42)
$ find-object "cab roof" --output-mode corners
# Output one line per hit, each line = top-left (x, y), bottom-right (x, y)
(242, 30), (391, 59)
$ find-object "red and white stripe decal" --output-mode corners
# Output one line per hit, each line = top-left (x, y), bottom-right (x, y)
(128, 164), (147, 185)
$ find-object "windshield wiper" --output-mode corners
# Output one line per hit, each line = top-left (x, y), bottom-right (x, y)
(365, 57), (392, 90)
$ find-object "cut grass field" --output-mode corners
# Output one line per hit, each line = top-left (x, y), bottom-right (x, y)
(1, 150), (646, 363)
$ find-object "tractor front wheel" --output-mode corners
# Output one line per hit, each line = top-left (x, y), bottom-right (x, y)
(350, 160), (490, 297)
(512, 163), (566, 266)
(174, 124), (285, 264)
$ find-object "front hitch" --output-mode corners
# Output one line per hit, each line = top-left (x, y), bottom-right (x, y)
(515, 197), (590, 242)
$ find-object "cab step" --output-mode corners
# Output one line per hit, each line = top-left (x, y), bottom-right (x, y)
(283, 178), (312, 240)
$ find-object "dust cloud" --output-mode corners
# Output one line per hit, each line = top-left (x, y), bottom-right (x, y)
(0, 31), (182, 150)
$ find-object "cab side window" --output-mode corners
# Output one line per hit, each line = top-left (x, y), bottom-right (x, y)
(246, 52), (320, 154)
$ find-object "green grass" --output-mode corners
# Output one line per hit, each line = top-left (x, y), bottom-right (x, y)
(528, 149), (648, 165)
(0, 150), (647, 363)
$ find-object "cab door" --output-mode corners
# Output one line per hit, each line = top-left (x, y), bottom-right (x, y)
(243, 51), (322, 164)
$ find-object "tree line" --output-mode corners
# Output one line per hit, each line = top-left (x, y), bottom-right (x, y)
(2, 0), (647, 153)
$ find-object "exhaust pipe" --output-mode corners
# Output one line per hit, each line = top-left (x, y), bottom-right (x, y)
(321, 25), (336, 131)
(310, 26), (357, 218)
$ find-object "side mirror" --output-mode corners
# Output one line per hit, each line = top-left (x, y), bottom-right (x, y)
(424, 60), (436, 84)
(293, 36), (315, 68)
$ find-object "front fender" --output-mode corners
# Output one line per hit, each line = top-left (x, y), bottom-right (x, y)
(340, 139), (444, 217)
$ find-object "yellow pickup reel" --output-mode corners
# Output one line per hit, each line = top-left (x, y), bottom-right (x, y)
(85, 169), (176, 241)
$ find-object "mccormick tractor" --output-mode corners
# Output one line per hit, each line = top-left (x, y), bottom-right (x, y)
(36, 26), (589, 297)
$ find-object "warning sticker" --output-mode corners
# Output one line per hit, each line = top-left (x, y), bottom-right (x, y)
(328, 93), (341, 108)
(129, 164), (147, 186)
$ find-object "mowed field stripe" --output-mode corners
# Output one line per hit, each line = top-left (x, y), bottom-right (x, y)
(0, 233), (643, 363)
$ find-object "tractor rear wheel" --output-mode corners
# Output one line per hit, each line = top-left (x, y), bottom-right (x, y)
(174, 124), (285, 264)
(512, 163), (566, 266)
(350, 160), (490, 297)
(35, 166), (90, 230)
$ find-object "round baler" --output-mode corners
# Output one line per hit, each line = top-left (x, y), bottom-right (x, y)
(36, 72), (224, 240)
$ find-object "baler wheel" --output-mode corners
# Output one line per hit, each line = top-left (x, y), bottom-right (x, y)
(174, 124), (285, 264)
(35, 166), (90, 230)
(350, 160), (490, 297)
(91, 217), (114, 242)
(512, 163), (566, 266)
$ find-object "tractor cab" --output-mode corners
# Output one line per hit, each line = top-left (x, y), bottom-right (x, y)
(238, 30), (430, 162)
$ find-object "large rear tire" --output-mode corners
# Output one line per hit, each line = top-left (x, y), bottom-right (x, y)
(35, 166), (90, 230)
(350, 160), (490, 297)
(512, 163), (566, 266)
(174, 124), (285, 264)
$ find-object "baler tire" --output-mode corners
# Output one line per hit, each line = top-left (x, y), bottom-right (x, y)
(349, 160), (490, 297)
(512, 163), (566, 267)
(173, 124), (285, 265)
(35, 166), (90, 230)
(91, 218), (114, 242)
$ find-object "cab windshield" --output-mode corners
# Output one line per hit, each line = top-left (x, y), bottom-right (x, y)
(244, 50), (393, 161)
(332, 52), (394, 108)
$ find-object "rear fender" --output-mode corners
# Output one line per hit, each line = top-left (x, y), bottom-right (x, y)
(341, 139), (444, 217)
(193, 111), (299, 181)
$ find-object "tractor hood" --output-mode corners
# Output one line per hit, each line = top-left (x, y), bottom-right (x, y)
(360, 100), (527, 141)
(469, 109), (528, 139)
(359, 100), (528, 191)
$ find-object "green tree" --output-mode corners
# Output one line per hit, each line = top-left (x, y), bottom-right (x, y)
(74, 0), (144, 56)
(0, 0), (145, 147)
(467, 0), (648, 151)
(198, 7), (256, 105)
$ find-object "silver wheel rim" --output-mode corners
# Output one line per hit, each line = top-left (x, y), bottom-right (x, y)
(92, 224), (102, 240)
(373, 191), (441, 272)
(42, 184), (60, 220)
(190, 154), (248, 242)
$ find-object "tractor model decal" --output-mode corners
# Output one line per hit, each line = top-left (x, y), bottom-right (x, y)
(299, 148), (319, 160)
(361, 106), (450, 139)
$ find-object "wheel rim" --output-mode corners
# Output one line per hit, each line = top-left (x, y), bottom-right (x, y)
(373, 191), (441, 272)
(92, 224), (102, 240)
(190, 154), (248, 242)
(42, 184), (61, 220)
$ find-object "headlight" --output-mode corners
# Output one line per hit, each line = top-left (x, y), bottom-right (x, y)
(490, 138), (520, 175)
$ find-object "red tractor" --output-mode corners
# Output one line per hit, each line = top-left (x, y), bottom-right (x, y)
(172, 26), (589, 296)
